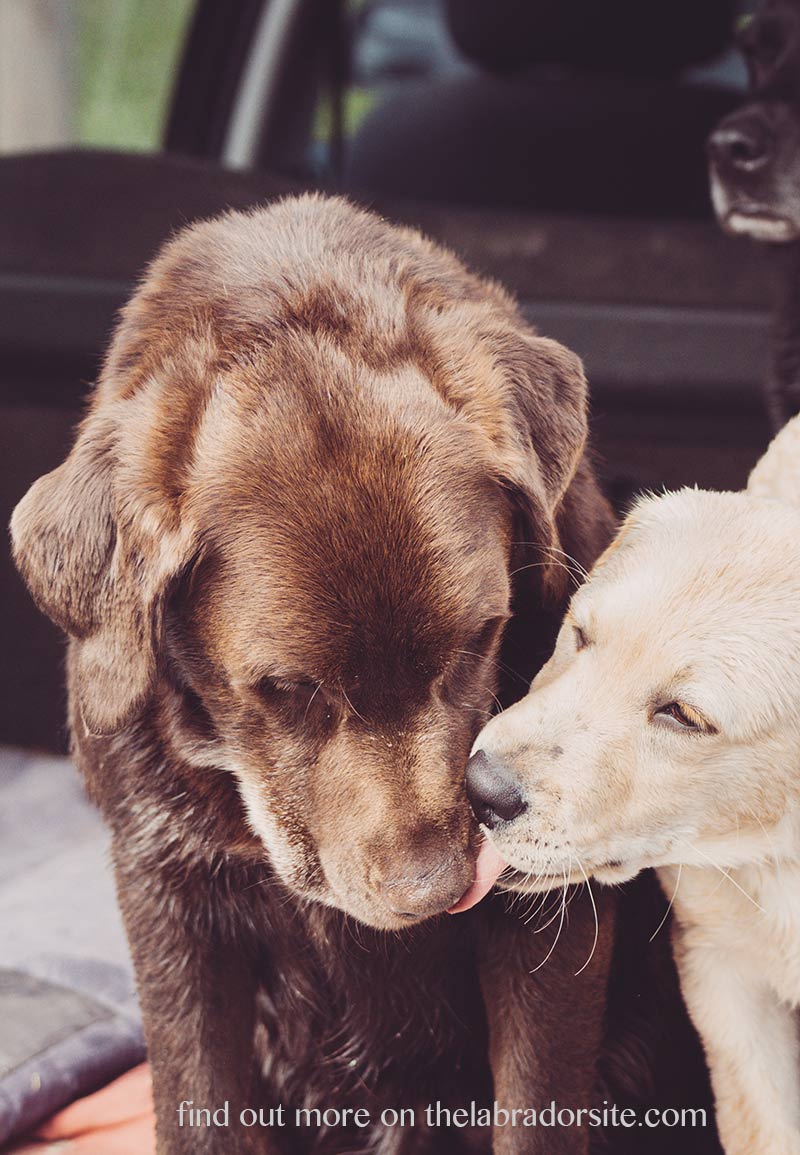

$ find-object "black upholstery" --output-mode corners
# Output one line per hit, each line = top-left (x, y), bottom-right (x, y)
(445, 0), (738, 75)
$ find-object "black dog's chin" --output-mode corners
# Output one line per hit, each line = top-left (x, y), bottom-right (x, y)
(711, 167), (800, 242)
(724, 206), (800, 242)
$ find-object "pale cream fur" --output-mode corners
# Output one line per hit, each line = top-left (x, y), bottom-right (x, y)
(474, 414), (800, 1155)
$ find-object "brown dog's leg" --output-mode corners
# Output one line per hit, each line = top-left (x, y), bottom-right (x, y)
(113, 855), (278, 1155)
(478, 888), (616, 1155)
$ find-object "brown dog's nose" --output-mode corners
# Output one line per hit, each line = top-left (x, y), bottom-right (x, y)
(708, 113), (772, 174)
(466, 749), (527, 829)
(378, 848), (473, 919)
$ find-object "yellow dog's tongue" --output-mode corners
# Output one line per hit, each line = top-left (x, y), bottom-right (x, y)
(448, 839), (508, 913)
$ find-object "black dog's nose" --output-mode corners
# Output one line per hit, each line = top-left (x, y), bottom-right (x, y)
(708, 117), (771, 173)
(465, 749), (527, 829)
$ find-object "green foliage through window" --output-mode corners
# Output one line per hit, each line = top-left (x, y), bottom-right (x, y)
(76, 0), (194, 151)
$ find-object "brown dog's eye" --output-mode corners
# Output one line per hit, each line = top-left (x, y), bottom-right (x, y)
(654, 701), (714, 734)
(252, 676), (335, 731)
(469, 616), (507, 656)
(439, 616), (506, 698)
(256, 676), (319, 706)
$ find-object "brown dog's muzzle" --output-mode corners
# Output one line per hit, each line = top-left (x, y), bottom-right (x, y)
(317, 800), (479, 927)
(374, 839), (476, 920)
(311, 721), (481, 925)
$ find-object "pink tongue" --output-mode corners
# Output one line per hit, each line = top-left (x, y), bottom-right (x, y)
(448, 838), (508, 913)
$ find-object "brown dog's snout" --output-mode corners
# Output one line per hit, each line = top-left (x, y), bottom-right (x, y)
(465, 749), (527, 830)
(376, 844), (474, 919)
(708, 109), (773, 175)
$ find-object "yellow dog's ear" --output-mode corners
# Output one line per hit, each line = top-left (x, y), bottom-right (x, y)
(747, 413), (800, 506)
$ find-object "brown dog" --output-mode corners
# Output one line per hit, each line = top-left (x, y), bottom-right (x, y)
(11, 195), (617, 1154)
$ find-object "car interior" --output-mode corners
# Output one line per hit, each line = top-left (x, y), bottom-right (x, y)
(1, 0), (770, 754)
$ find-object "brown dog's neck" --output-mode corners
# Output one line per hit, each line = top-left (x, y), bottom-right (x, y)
(72, 676), (493, 1120)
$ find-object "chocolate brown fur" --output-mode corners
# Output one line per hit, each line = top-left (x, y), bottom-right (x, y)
(12, 195), (630, 1154)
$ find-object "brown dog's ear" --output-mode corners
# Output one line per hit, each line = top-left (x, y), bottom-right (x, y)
(10, 415), (194, 735)
(494, 333), (589, 602)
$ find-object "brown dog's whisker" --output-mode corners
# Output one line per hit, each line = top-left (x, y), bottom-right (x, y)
(303, 680), (325, 723)
(541, 545), (591, 583)
(509, 559), (576, 580)
(339, 686), (367, 726)
(512, 543), (591, 583)
(453, 651), (529, 688)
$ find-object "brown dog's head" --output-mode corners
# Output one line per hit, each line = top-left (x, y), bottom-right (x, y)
(10, 196), (590, 929)
(709, 0), (800, 241)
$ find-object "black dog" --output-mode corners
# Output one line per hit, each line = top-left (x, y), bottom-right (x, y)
(708, 0), (800, 427)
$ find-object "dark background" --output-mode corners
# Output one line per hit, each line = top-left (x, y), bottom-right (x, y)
(0, 0), (774, 750)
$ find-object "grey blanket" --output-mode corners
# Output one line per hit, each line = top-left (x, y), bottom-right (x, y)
(0, 747), (143, 1144)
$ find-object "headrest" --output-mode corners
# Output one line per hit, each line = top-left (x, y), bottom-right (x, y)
(445, 0), (738, 76)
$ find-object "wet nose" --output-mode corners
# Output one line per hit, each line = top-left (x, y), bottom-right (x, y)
(378, 847), (473, 918)
(708, 114), (771, 173)
(465, 749), (527, 829)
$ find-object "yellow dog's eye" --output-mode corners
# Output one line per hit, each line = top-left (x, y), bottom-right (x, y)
(660, 702), (695, 728)
(654, 701), (715, 734)
(573, 624), (589, 651)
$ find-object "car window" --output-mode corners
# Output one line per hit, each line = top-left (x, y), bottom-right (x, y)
(0, 0), (195, 155)
(295, 0), (755, 216)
